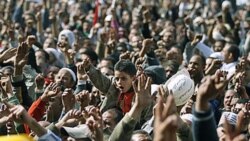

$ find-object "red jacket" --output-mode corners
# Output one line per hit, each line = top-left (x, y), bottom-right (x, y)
(24, 98), (47, 134)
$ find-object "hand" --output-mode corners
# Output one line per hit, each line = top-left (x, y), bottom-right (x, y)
(9, 105), (31, 124)
(0, 76), (13, 98)
(196, 70), (231, 111)
(35, 74), (45, 90)
(107, 39), (116, 50)
(205, 59), (222, 75)
(0, 48), (16, 63)
(236, 103), (250, 133)
(40, 83), (61, 102)
(191, 34), (202, 46)
(119, 51), (131, 60)
(62, 88), (75, 112)
(143, 10), (151, 23)
(82, 58), (91, 72)
(135, 57), (146, 67)
(154, 95), (178, 141)
(76, 62), (88, 80)
(26, 35), (36, 47)
(35, 12), (41, 21)
(86, 107), (103, 141)
(0, 105), (12, 127)
(234, 75), (248, 99)
(75, 90), (90, 110)
(155, 41), (167, 50)
(56, 109), (82, 128)
(57, 41), (70, 53)
(14, 42), (29, 71)
(132, 74), (152, 109)
(140, 38), (154, 57)
(67, 49), (76, 61)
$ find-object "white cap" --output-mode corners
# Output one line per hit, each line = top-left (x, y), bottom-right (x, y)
(163, 69), (194, 106)
(222, 1), (231, 9)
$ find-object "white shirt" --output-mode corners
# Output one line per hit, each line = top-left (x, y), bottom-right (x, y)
(221, 61), (238, 79)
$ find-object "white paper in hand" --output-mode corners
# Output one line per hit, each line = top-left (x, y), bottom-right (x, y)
(163, 69), (194, 106)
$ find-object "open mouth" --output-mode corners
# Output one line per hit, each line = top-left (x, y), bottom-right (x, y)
(117, 85), (124, 91)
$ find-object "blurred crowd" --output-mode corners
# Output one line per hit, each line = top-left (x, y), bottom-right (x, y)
(0, 0), (250, 141)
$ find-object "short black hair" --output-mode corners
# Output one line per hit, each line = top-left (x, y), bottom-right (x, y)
(114, 60), (136, 76)
(131, 130), (152, 141)
(227, 44), (240, 62)
(81, 48), (99, 64)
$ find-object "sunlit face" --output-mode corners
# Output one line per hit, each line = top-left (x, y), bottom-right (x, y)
(43, 38), (55, 49)
(163, 31), (174, 48)
(55, 69), (74, 88)
(213, 41), (224, 52)
(131, 36), (142, 49)
(114, 71), (134, 93)
(36, 50), (47, 64)
(187, 55), (204, 78)
(223, 90), (235, 111)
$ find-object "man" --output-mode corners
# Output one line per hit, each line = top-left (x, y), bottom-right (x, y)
(221, 44), (240, 78)
(187, 55), (205, 85)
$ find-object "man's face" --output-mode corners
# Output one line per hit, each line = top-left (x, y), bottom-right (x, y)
(44, 38), (55, 49)
(223, 90), (235, 111)
(163, 31), (174, 48)
(187, 56), (204, 78)
(55, 69), (74, 88)
(222, 45), (231, 63)
(131, 36), (142, 50)
(102, 111), (117, 131)
(213, 41), (224, 52)
(35, 51), (47, 68)
(165, 66), (175, 79)
(114, 71), (134, 93)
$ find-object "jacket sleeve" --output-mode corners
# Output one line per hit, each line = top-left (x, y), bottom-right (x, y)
(24, 97), (47, 134)
(11, 75), (33, 109)
(87, 65), (118, 95)
(192, 105), (219, 141)
(108, 114), (137, 141)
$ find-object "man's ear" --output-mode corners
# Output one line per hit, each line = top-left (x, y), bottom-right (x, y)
(228, 53), (233, 60)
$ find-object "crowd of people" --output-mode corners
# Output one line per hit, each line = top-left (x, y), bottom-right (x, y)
(0, 0), (250, 140)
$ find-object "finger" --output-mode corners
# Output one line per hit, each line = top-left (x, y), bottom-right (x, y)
(155, 97), (164, 123)
(132, 80), (138, 93)
(145, 76), (151, 90)
(162, 95), (175, 118)
(232, 134), (247, 141)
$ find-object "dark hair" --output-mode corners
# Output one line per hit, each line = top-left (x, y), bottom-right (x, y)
(193, 54), (206, 66)
(102, 57), (116, 67)
(36, 49), (50, 62)
(114, 60), (136, 76)
(227, 44), (240, 62)
(81, 48), (99, 64)
(131, 130), (152, 141)
(105, 108), (123, 124)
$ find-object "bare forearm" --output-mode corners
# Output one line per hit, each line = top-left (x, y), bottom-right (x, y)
(26, 117), (47, 137)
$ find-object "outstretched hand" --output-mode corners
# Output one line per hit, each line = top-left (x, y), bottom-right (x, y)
(132, 74), (152, 109)
(196, 70), (232, 111)
(154, 95), (178, 141)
